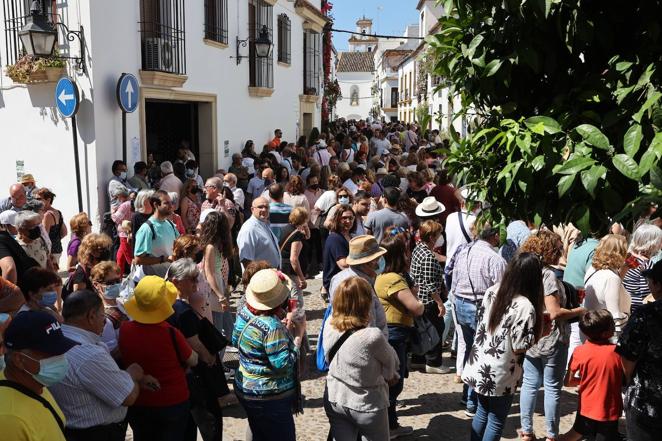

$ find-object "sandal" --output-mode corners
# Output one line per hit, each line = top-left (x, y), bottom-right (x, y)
(517, 429), (537, 441)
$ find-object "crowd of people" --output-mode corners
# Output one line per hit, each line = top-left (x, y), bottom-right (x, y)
(0, 119), (661, 441)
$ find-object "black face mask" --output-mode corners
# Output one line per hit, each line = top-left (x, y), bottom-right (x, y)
(194, 250), (204, 264)
(192, 187), (202, 194)
(309, 184), (320, 190)
(27, 226), (41, 240)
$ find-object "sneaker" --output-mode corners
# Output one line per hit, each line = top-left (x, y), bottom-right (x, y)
(425, 364), (452, 374)
(389, 425), (413, 439)
(464, 408), (476, 418)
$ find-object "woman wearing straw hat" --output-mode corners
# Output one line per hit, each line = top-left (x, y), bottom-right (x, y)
(232, 268), (306, 441)
(119, 275), (198, 441)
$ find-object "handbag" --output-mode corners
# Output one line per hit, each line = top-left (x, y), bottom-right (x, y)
(119, 263), (138, 300)
(196, 313), (230, 353)
(411, 315), (440, 356)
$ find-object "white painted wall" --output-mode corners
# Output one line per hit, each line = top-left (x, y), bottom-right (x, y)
(0, 0), (324, 232)
(335, 71), (372, 120)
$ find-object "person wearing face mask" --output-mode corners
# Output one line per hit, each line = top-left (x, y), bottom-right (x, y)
(108, 160), (137, 211)
(18, 267), (64, 322)
(90, 261), (129, 355)
(0, 210), (38, 286)
(49, 290), (157, 441)
(184, 159), (204, 189)
(410, 221), (452, 375)
(0, 310), (78, 441)
(15, 211), (55, 272)
(328, 235), (389, 338)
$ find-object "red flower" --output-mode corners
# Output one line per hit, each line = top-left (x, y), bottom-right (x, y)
(625, 255), (640, 269)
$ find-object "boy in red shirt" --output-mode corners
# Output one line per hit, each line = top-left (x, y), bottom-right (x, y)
(560, 309), (623, 441)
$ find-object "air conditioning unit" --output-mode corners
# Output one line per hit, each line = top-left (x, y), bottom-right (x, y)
(143, 37), (175, 73)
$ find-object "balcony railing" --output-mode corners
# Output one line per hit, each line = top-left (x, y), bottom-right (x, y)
(140, 0), (186, 75)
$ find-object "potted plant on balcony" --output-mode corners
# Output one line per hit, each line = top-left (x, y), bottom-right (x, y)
(5, 54), (66, 84)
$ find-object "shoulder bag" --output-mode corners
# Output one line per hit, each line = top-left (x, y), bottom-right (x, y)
(411, 315), (441, 356)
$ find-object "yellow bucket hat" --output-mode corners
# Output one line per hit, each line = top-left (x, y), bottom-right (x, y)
(124, 276), (178, 324)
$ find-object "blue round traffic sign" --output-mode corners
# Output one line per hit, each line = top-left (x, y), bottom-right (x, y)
(117, 73), (139, 113)
(55, 77), (80, 118)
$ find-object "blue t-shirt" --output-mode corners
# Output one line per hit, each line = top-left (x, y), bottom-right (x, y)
(563, 238), (599, 288)
(322, 232), (349, 290)
(134, 217), (179, 258)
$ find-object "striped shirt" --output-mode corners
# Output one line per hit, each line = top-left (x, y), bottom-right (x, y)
(49, 325), (134, 429)
(623, 257), (652, 314)
(232, 306), (298, 397)
(448, 240), (507, 301)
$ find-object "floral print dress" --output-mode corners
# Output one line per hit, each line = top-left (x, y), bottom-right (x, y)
(461, 285), (537, 396)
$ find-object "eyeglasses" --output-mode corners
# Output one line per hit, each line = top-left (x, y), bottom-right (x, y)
(204, 185), (217, 189)
(338, 194), (348, 198)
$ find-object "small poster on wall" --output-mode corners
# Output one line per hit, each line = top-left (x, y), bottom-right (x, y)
(224, 140), (229, 158)
(16, 160), (24, 181)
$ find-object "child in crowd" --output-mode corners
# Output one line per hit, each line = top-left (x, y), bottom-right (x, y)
(559, 309), (623, 441)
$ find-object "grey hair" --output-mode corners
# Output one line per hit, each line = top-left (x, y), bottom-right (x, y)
(205, 176), (223, 188)
(14, 210), (40, 230)
(134, 189), (155, 213)
(111, 184), (130, 198)
(629, 224), (662, 258)
(160, 161), (174, 175)
(167, 257), (199, 281)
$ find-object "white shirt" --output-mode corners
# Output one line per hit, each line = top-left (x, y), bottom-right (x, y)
(315, 190), (337, 214)
(445, 211), (477, 261)
(242, 157), (255, 175)
(584, 267), (631, 338)
(230, 186), (245, 210)
(371, 138), (391, 157)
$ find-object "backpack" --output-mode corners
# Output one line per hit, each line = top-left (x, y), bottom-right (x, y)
(315, 304), (333, 372)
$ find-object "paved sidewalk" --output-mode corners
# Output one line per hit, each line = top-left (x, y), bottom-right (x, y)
(217, 277), (581, 440)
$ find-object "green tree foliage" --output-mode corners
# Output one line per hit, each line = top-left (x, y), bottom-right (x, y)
(428, 0), (662, 233)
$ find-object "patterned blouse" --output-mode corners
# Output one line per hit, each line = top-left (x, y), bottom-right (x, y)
(462, 285), (537, 396)
(232, 306), (298, 397)
(410, 242), (445, 304)
(616, 299), (662, 419)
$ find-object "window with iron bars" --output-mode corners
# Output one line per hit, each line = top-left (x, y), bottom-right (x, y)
(139, 0), (186, 75)
(249, 0), (273, 88)
(2, 0), (58, 66)
(303, 30), (320, 95)
(277, 13), (290, 64)
(204, 0), (227, 44)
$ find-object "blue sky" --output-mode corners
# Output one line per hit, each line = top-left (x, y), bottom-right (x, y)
(330, 0), (420, 51)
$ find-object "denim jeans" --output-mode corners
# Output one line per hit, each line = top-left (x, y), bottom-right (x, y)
(238, 394), (296, 441)
(128, 401), (190, 441)
(411, 302), (446, 367)
(387, 325), (411, 428)
(519, 346), (569, 438)
(454, 296), (478, 411)
(471, 394), (514, 441)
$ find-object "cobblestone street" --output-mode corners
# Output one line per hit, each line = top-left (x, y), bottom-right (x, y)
(218, 277), (581, 441)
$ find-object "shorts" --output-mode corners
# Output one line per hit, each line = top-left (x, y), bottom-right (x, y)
(573, 413), (620, 441)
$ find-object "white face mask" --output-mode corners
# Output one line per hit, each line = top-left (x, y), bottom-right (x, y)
(434, 234), (445, 248)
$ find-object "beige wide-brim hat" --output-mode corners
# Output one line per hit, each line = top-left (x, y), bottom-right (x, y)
(415, 196), (446, 217)
(345, 235), (387, 265)
(245, 269), (293, 311)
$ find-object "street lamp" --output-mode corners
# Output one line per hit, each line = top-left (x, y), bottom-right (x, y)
(236, 25), (272, 65)
(18, 0), (57, 58)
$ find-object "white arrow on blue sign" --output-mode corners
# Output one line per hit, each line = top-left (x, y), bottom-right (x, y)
(55, 77), (80, 118)
(116, 73), (139, 113)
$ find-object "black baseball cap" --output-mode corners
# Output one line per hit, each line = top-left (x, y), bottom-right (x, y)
(4, 311), (77, 355)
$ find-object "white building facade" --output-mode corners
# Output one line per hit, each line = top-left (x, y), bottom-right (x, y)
(0, 0), (327, 228)
(334, 17), (376, 121)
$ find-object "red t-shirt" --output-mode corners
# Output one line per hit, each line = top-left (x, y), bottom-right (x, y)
(429, 184), (461, 225)
(569, 341), (623, 421)
(119, 321), (192, 407)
